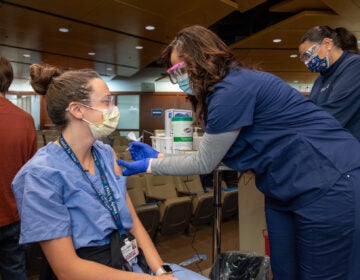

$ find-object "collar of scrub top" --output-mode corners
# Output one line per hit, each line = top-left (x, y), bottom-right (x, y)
(167, 61), (187, 84)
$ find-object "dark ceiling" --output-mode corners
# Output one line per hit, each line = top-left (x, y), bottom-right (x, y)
(1, 0), (359, 87)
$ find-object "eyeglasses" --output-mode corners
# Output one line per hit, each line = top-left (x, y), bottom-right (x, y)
(80, 95), (115, 107)
(299, 44), (321, 63)
(167, 62), (187, 84)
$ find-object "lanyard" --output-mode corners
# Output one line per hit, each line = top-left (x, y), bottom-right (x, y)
(59, 135), (126, 235)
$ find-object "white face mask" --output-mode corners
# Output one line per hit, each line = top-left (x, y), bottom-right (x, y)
(82, 106), (120, 140)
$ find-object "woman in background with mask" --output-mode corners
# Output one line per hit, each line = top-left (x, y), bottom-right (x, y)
(299, 25), (360, 141)
(118, 25), (360, 280)
(11, 64), (207, 280)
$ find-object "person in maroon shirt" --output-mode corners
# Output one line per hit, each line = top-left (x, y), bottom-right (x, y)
(0, 56), (37, 279)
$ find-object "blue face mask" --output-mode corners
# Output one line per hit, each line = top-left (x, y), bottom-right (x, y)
(178, 75), (194, 95)
(305, 54), (329, 73)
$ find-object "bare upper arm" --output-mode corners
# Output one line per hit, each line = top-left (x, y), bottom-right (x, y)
(40, 236), (80, 278)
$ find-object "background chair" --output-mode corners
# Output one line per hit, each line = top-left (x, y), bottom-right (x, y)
(41, 129), (60, 145)
(175, 175), (213, 226)
(143, 174), (192, 236)
(221, 181), (238, 221)
(126, 175), (160, 241)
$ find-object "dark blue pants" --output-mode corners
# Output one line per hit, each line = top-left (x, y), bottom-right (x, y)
(265, 168), (360, 280)
(0, 221), (27, 280)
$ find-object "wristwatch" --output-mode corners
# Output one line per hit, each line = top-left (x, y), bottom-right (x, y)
(155, 264), (173, 276)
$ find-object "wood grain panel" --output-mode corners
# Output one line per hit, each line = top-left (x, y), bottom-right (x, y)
(270, 0), (329, 13)
(322, 0), (360, 23)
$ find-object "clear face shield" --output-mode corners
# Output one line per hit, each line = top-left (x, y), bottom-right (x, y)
(299, 44), (321, 63)
(167, 61), (187, 84)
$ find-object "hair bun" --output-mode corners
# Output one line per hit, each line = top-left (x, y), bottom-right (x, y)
(29, 64), (62, 95)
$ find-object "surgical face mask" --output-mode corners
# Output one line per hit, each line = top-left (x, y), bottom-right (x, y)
(305, 54), (330, 73)
(178, 74), (194, 95)
(82, 106), (120, 140)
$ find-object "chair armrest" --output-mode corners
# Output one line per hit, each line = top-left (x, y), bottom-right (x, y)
(177, 190), (197, 197)
(222, 186), (238, 192)
(145, 195), (166, 203)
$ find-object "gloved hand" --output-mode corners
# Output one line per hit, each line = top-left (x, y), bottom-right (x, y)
(117, 158), (150, 176)
(128, 141), (159, 161)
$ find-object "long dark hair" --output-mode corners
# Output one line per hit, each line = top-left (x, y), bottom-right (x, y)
(160, 25), (245, 125)
(300, 26), (359, 54)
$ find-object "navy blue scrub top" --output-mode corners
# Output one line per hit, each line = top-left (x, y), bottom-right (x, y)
(205, 68), (360, 210)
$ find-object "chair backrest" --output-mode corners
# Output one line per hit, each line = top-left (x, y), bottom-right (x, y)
(36, 130), (45, 148)
(127, 187), (147, 207)
(126, 174), (146, 191)
(176, 175), (205, 193)
(42, 129), (60, 144)
(144, 174), (178, 199)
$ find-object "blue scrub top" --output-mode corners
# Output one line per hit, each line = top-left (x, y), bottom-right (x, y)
(310, 52), (360, 141)
(12, 141), (132, 249)
(206, 68), (360, 210)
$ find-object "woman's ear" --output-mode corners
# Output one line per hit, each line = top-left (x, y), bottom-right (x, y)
(67, 102), (84, 120)
(323, 38), (333, 50)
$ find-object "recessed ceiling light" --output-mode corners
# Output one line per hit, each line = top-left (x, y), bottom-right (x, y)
(290, 54), (298, 58)
(273, 38), (282, 43)
(135, 46), (143, 50)
(145, 25), (155, 31)
(88, 52), (95, 56)
(293, 80), (299, 83)
(59, 27), (69, 33)
(23, 54), (31, 58)
(106, 67), (112, 71)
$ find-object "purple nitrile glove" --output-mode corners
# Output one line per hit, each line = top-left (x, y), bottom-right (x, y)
(128, 141), (159, 161)
(116, 158), (150, 176)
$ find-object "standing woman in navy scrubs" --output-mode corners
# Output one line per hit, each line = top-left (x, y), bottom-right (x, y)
(117, 25), (360, 280)
(299, 26), (360, 141)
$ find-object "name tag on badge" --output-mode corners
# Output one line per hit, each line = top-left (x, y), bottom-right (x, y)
(120, 236), (139, 262)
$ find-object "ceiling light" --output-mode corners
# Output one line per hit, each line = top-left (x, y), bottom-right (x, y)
(135, 46), (143, 50)
(290, 54), (298, 58)
(88, 52), (95, 56)
(273, 38), (282, 43)
(59, 27), (69, 33)
(145, 25), (155, 31)
(357, 40), (360, 44)
(23, 54), (31, 58)
(106, 67), (112, 71)
(293, 80), (299, 83)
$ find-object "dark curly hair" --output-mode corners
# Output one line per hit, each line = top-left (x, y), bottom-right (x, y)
(160, 25), (246, 125)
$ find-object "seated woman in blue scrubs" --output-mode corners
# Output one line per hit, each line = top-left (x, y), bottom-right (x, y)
(117, 25), (360, 280)
(11, 64), (208, 280)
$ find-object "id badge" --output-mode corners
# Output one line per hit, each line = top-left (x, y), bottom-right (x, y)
(120, 235), (139, 262)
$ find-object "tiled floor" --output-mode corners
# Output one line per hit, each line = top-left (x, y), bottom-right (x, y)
(26, 216), (239, 279)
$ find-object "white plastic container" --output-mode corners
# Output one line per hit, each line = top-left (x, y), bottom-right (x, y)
(150, 136), (173, 154)
(165, 109), (192, 137)
(172, 116), (193, 153)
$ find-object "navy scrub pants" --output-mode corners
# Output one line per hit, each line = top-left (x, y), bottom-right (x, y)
(265, 167), (360, 280)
